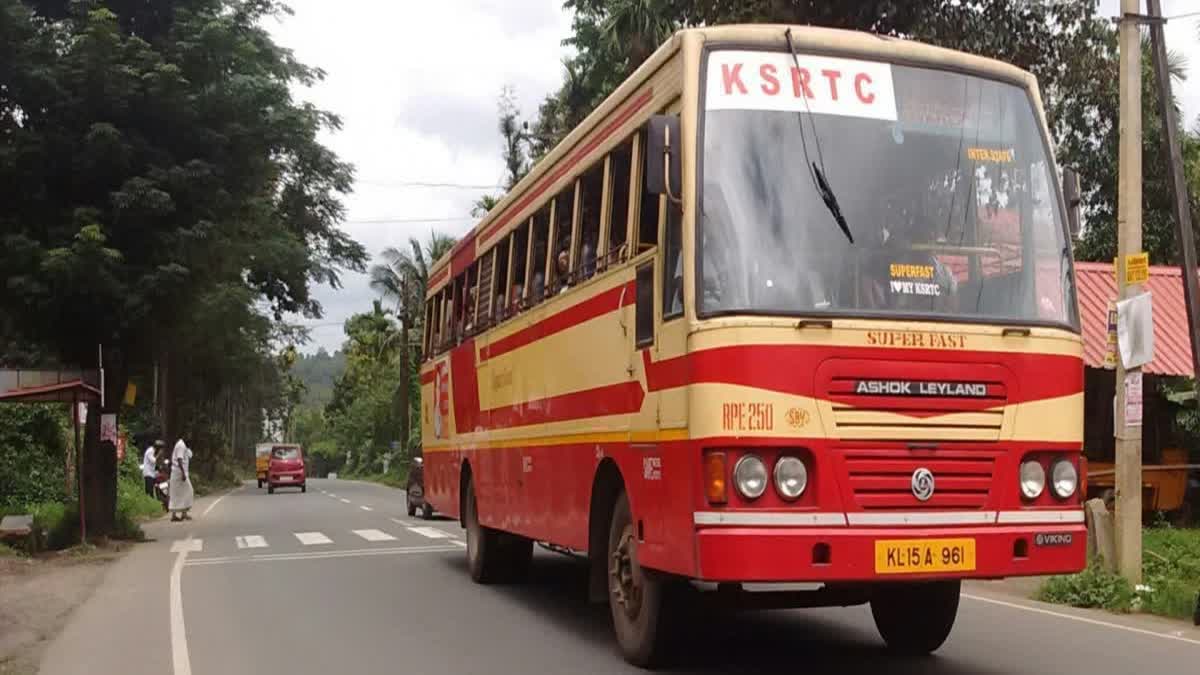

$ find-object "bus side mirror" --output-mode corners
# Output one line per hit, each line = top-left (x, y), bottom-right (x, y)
(1062, 167), (1082, 239)
(645, 114), (682, 202)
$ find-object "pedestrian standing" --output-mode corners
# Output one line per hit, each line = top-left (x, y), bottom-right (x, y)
(141, 440), (163, 497)
(168, 438), (194, 522)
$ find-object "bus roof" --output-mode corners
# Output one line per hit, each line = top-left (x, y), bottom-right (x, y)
(424, 24), (1040, 298)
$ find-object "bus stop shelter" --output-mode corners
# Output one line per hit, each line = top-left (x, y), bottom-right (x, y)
(0, 369), (102, 541)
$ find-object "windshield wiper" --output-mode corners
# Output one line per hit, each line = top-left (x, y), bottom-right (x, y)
(783, 28), (853, 245)
(812, 162), (854, 244)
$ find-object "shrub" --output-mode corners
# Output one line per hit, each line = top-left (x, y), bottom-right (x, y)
(0, 405), (69, 508)
(1038, 559), (1135, 611)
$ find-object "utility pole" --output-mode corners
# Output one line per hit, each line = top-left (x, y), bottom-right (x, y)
(1147, 0), (1200, 402)
(1114, 0), (1144, 584)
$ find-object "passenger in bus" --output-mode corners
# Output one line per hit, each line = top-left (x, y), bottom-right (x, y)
(530, 272), (544, 302)
(580, 242), (596, 280)
(860, 190), (957, 312)
(493, 293), (505, 323)
(556, 250), (570, 294)
(510, 283), (523, 314)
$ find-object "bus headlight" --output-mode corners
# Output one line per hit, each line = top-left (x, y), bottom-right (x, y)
(1051, 458), (1078, 499)
(1020, 460), (1046, 500)
(733, 455), (768, 500)
(773, 456), (808, 500)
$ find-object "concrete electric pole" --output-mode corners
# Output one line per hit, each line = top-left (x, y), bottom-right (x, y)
(1114, 0), (1144, 584)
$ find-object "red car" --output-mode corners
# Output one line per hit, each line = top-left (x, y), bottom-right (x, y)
(267, 445), (306, 494)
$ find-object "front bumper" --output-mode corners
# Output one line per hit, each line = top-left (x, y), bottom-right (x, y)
(695, 523), (1086, 582)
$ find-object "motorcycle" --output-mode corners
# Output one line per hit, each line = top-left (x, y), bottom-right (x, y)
(153, 458), (171, 511)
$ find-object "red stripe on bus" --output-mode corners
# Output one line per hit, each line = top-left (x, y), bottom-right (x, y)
(477, 89), (655, 246)
(429, 267), (448, 288)
(419, 370), (436, 385)
(644, 346), (1082, 405)
(451, 232), (478, 278)
(485, 381), (646, 429)
(479, 281), (636, 362)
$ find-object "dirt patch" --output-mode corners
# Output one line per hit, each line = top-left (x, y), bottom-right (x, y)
(0, 544), (130, 675)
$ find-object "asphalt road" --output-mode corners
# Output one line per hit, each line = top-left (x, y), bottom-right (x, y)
(39, 478), (1200, 674)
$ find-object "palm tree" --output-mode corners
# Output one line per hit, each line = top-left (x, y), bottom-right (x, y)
(472, 194), (501, 218)
(600, 0), (677, 75)
(369, 232), (456, 451)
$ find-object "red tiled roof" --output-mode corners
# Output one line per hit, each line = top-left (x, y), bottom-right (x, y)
(1075, 261), (1198, 376)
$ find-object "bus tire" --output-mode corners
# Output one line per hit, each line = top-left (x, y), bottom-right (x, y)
(464, 477), (528, 583)
(608, 491), (671, 667)
(421, 502), (434, 520)
(871, 580), (960, 655)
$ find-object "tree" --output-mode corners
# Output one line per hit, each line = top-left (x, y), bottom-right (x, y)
(498, 86), (530, 190)
(472, 194), (501, 217)
(368, 232), (455, 453)
(0, 1), (365, 534)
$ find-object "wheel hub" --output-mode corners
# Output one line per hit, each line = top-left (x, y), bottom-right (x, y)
(609, 528), (643, 617)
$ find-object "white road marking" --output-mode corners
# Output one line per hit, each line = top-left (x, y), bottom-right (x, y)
(339, 498), (351, 504)
(328, 493), (338, 498)
(186, 545), (458, 566)
(170, 536), (194, 675)
(201, 492), (229, 517)
(408, 526), (451, 539)
(450, 540), (467, 548)
(170, 539), (203, 553)
(234, 535), (268, 549)
(359, 505), (373, 511)
(962, 593), (1200, 646)
(352, 528), (396, 542)
(294, 532), (332, 545)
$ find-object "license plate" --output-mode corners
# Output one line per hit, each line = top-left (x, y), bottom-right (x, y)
(874, 538), (975, 575)
(278, 475), (292, 482)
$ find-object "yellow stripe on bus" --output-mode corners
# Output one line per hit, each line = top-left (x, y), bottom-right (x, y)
(424, 427), (689, 453)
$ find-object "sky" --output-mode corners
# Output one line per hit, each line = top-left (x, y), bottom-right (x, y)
(269, 1), (1200, 354)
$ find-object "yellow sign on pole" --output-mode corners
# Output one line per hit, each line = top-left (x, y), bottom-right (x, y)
(1125, 252), (1149, 284)
(1104, 299), (1118, 369)
(123, 382), (137, 406)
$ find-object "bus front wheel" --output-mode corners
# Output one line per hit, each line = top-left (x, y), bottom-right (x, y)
(608, 491), (672, 667)
(464, 477), (531, 584)
(870, 580), (960, 655)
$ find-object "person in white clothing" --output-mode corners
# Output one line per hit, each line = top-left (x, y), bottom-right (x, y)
(168, 439), (194, 522)
(141, 440), (163, 497)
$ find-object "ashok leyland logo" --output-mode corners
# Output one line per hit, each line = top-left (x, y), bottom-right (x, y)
(911, 468), (935, 502)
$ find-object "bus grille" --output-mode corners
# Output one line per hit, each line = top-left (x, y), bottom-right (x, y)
(842, 449), (996, 510)
(824, 373), (1008, 442)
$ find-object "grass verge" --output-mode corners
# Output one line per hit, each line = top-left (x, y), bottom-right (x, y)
(1038, 527), (1200, 620)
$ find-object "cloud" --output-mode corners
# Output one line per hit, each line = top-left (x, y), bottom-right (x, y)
(267, 0), (573, 353)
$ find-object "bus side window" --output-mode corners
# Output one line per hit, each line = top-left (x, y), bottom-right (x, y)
(477, 250), (494, 330)
(635, 133), (662, 253)
(663, 209), (683, 320)
(423, 300), (433, 360)
(529, 209), (550, 305)
(492, 243), (508, 324)
(576, 161), (603, 282)
(512, 222), (529, 313)
(635, 262), (655, 347)
(550, 188), (573, 295)
(606, 139), (633, 270)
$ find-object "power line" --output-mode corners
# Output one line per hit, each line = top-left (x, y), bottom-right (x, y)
(344, 215), (476, 225)
(1166, 10), (1200, 20)
(356, 179), (505, 190)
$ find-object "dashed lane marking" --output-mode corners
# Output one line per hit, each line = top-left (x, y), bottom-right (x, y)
(351, 529), (396, 542)
(294, 532), (333, 545)
(234, 535), (268, 549)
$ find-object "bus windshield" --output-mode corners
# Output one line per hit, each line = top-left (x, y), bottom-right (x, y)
(699, 50), (1078, 328)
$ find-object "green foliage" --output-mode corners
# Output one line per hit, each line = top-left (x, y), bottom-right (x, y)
(0, 405), (69, 509)
(1038, 558), (1136, 611)
(0, 0), (366, 533)
(291, 349), (347, 407)
(1142, 527), (1200, 619)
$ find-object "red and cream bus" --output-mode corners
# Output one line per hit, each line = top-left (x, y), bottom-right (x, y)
(420, 24), (1084, 666)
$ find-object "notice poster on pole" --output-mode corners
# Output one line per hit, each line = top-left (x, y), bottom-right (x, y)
(1124, 371), (1143, 427)
(1116, 291), (1154, 368)
(100, 414), (117, 444)
(1104, 299), (1118, 369)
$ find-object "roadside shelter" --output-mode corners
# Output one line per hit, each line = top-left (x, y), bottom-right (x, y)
(0, 369), (102, 539)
